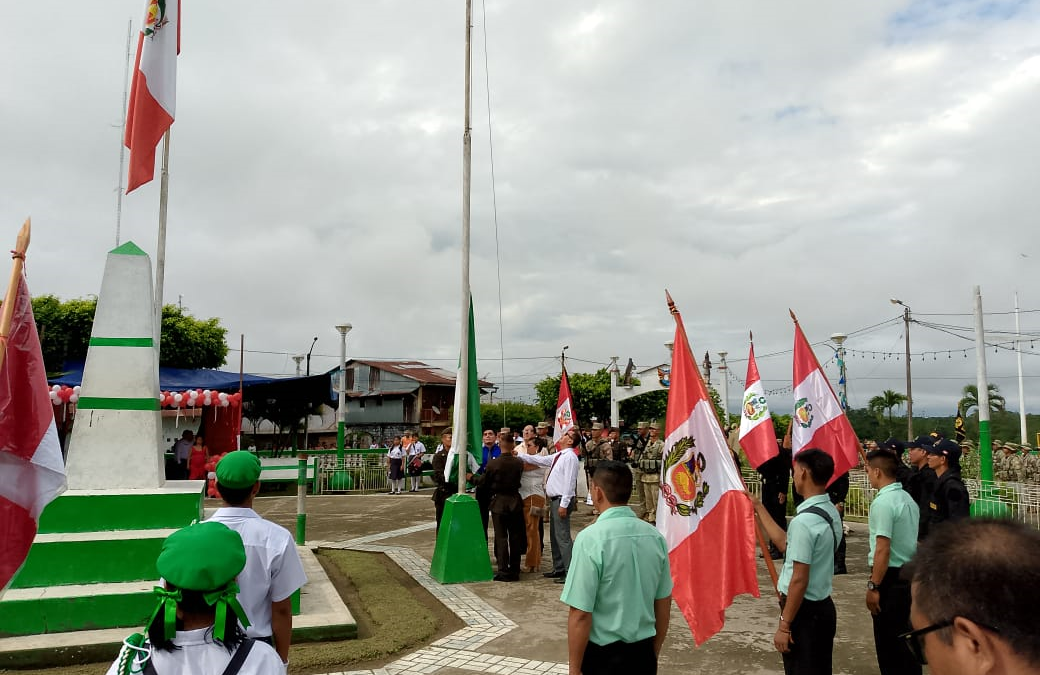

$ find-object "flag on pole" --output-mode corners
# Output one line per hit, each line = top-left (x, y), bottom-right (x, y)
(658, 292), (759, 646)
(954, 407), (966, 442)
(0, 276), (67, 591)
(445, 294), (482, 481)
(551, 365), (575, 450)
(125, 0), (180, 193)
(738, 337), (778, 469)
(791, 311), (860, 485)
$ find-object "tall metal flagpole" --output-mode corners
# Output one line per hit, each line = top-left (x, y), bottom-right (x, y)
(455, 0), (474, 495)
(115, 18), (132, 247)
(1015, 292), (1027, 444)
(154, 129), (172, 346)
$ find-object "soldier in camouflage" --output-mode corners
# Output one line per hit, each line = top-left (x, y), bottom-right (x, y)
(630, 421), (650, 516)
(959, 439), (979, 481)
(640, 422), (664, 523)
(584, 422), (606, 510)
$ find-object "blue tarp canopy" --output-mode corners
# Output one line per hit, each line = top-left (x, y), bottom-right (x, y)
(49, 362), (277, 391)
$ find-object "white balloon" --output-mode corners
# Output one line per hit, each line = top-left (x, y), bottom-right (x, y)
(173, 393), (183, 403)
(51, 384), (61, 393)
(220, 399), (230, 407)
(202, 396), (212, 406)
(69, 393), (79, 403)
(218, 392), (229, 402)
(203, 389), (211, 397)
(73, 385), (81, 393)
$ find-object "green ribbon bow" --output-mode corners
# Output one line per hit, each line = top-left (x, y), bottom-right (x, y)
(202, 581), (251, 642)
(148, 587), (182, 642)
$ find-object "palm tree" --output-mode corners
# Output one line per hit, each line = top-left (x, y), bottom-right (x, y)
(959, 383), (1006, 417)
(868, 390), (908, 435)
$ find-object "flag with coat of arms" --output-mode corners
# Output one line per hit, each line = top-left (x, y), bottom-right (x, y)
(790, 311), (861, 485)
(657, 292), (759, 646)
(737, 336), (779, 469)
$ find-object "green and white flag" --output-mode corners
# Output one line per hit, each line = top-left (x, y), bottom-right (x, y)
(445, 294), (482, 482)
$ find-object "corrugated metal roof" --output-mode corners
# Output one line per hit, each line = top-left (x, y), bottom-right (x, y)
(347, 359), (493, 388)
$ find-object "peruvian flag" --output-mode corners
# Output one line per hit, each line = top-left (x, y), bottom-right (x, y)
(551, 365), (576, 451)
(738, 338), (778, 469)
(0, 275), (67, 591)
(791, 312), (860, 485)
(658, 293), (759, 646)
(125, 0), (180, 193)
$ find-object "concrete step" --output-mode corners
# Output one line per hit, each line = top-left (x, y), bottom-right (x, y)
(38, 484), (204, 534)
(11, 529), (175, 589)
(0, 581), (155, 638)
(0, 547), (356, 667)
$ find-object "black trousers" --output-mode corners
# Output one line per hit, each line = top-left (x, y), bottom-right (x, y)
(433, 487), (457, 531)
(872, 568), (920, 675)
(780, 596), (836, 675)
(581, 636), (656, 675)
(491, 503), (525, 577)
(476, 485), (492, 540)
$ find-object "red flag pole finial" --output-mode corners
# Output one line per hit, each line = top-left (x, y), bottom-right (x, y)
(789, 309), (799, 324)
(748, 330), (754, 344)
(0, 217), (31, 369)
(665, 289), (679, 316)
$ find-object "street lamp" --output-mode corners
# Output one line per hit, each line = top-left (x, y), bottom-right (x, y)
(335, 323), (352, 464)
(717, 351), (729, 427)
(890, 299), (913, 440)
(292, 354), (304, 377)
(302, 337), (318, 453)
(831, 333), (848, 411)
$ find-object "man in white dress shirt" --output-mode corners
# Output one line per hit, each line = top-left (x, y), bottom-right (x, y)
(518, 427), (580, 583)
(209, 451), (307, 667)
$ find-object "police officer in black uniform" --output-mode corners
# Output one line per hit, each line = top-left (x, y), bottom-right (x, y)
(924, 439), (970, 535)
(757, 439), (791, 560)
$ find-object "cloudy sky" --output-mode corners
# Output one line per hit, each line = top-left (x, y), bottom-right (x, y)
(3, 1), (1039, 418)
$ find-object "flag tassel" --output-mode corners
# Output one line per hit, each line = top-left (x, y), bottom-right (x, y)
(0, 218), (31, 371)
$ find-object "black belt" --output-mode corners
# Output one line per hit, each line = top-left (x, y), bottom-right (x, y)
(254, 635), (273, 645)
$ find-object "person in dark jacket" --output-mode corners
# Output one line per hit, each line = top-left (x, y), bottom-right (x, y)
(905, 437), (938, 541)
(484, 434), (526, 581)
(924, 439), (970, 535)
(757, 441), (792, 560)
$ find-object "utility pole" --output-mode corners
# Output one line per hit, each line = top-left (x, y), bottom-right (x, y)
(891, 299), (913, 440)
(831, 333), (848, 410)
(718, 351), (729, 426)
(302, 337), (318, 452)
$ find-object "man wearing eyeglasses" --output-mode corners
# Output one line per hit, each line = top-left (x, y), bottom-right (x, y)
(903, 519), (1040, 675)
(865, 449), (920, 675)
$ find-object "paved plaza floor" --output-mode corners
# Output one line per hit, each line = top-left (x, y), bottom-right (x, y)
(254, 491), (887, 675)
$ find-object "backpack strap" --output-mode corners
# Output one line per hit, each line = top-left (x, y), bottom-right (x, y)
(801, 505), (839, 554)
(219, 638), (255, 675)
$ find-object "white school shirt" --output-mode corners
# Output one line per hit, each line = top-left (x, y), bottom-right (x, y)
(519, 449), (578, 508)
(409, 441), (427, 457)
(207, 508), (307, 638)
(387, 445), (405, 459)
(105, 628), (285, 675)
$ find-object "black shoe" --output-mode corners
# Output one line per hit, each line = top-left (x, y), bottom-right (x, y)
(553, 574), (568, 584)
(543, 570), (565, 578)
(493, 573), (518, 582)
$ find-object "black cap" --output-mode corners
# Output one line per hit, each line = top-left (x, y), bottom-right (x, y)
(926, 439), (961, 463)
(908, 435), (935, 449)
(880, 438), (906, 454)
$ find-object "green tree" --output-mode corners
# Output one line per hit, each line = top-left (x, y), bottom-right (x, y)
(31, 296), (228, 371)
(958, 383), (1006, 418)
(479, 401), (546, 433)
(868, 390), (908, 436)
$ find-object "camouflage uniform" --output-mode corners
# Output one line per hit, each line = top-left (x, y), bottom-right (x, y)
(1007, 445), (1025, 483)
(630, 422), (650, 514)
(959, 441), (979, 481)
(641, 426), (664, 523)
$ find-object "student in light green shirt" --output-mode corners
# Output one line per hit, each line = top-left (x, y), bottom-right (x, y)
(865, 449), (920, 675)
(560, 460), (671, 675)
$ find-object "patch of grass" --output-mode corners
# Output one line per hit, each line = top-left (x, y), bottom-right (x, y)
(287, 549), (439, 673)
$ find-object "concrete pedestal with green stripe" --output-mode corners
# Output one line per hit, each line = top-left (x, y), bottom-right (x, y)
(0, 484), (205, 637)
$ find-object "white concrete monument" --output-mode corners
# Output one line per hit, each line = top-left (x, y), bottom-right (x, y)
(65, 241), (165, 489)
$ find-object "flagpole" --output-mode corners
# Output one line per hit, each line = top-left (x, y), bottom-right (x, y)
(115, 18), (132, 247)
(455, 0), (474, 495)
(154, 129), (171, 348)
(0, 219), (31, 371)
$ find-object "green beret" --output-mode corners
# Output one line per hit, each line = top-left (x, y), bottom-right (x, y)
(216, 451), (262, 489)
(157, 521), (246, 592)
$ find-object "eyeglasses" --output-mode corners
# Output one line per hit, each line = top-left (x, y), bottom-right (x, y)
(899, 618), (1000, 665)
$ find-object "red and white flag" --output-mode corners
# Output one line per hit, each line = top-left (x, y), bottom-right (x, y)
(125, 0), (180, 193)
(551, 366), (575, 450)
(738, 338), (778, 469)
(791, 312), (860, 485)
(0, 276), (67, 591)
(658, 293), (759, 646)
